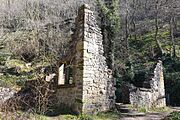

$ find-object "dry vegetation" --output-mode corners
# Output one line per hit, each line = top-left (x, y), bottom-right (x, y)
(0, 0), (96, 62)
(0, 0), (179, 119)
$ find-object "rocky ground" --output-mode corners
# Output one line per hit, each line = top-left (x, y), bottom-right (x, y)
(0, 87), (16, 104)
(119, 107), (180, 120)
(120, 112), (171, 120)
(116, 103), (180, 120)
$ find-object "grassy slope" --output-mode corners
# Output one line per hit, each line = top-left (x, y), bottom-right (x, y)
(128, 20), (180, 105)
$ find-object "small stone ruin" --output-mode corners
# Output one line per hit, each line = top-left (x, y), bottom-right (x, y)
(130, 60), (166, 108)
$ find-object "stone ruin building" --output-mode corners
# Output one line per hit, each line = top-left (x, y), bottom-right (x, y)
(129, 60), (166, 108)
(55, 4), (116, 114)
(0, 4), (167, 115)
(54, 4), (166, 114)
(120, 60), (166, 109)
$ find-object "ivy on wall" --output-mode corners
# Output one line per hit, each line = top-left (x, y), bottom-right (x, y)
(97, 0), (120, 70)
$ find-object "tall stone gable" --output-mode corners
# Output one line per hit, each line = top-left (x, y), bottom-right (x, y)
(56, 4), (116, 114)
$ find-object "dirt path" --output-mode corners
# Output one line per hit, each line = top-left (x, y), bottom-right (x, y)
(120, 112), (171, 120)
(120, 107), (180, 120)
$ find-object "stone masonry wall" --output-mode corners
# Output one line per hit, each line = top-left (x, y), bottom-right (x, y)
(56, 4), (115, 114)
(82, 4), (115, 113)
(130, 60), (166, 108)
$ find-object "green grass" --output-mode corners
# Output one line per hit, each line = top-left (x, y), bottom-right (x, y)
(138, 107), (147, 113)
(23, 111), (121, 120)
(60, 111), (120, 120)
(166, 111), (180, 120)
(134, 106), (171, 113)
(0, 57), (52, 88)
(0, 73), (36, 88)
(149, 107), (171, 113)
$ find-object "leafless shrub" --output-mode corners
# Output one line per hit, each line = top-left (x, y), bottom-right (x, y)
(1, 75), (57, 118)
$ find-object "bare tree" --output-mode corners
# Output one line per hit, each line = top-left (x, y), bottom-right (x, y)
(0, 0), (96, 62)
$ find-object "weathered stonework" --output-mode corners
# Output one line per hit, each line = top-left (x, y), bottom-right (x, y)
(56, 4), (115, 114)
(130, 60), (166, 108)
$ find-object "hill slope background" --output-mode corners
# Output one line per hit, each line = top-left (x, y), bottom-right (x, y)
(0, 0), (179, 111)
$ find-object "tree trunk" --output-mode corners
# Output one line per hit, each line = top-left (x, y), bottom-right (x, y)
(170, 16), (176, 58)
(154, 0), (163, 57)
(132, 0), (137, 41)
(125, 0), (130, 59)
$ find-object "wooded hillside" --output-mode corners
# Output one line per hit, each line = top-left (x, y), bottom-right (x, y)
(0, 0), (180, 119)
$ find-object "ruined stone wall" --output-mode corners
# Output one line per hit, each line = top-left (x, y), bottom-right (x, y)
(130, 60), (166, 108)
(56, 87), (81, 113)
(56, 4), (115, 114)
(81, 4), (115, 113)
